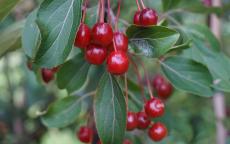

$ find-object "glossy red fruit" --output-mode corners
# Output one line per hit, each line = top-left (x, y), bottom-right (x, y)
(152, 74), (165, 89)
(123, 139), (132, 144)
(126, 112), (138, 131)
(77, 126), (93, 143)
(74, 23), (91, 49)
(148, 122), (167, 142)
(136, 112), (151, 129)
(133, 11), (141, 25)
(140, 8), (158, 26)
(145, 98), (165, 118)
(112, 32), (129, 52)
(85, 44), (107, 65)
(157, 82), (173, 99)
(107, 51), (129, 75)
(92, 23), (113, 46)
(41, 68), (54, 83)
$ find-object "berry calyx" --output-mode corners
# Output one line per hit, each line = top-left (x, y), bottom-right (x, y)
(107, 51), (129, 75)
(77, 126), (93, 143)
(112, 32), (129, 52)
(133, 11), (141, 25)
(140, 8), (158, 26)
(126, 112), (138, 131)
(74, 23), (91, 49)
(152, 74), (165, 89)
(41, 68), (54, 83)
(145, 98), (165, 118)
(123, 139), (132, 144)
(92, 23), (113, 47)
(136, 112), (151, 129)
(148, 122), (167, 142)
(85, 44), (107, 65)
(157, 82), (173, 99)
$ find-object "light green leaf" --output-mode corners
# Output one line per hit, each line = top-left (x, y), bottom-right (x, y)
(0, 20), (25, 57)
(126, 25), (180, 58)
(57, 54), (90, 93)
(35, 0), (83, 68)
(41, 96), (82, 128)
(0, 0), (20, 22)
(161, 56), (214, 97)
(95, 73), (126, 144)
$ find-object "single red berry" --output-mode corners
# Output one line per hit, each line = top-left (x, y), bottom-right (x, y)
(152, 74), (165, 89)
(92, 23), (113, 47)
(145, 98), (164, 118)
(140, 8), (158, 26)
(157, 82), (173, 99)
(41, 68), (54, 83)
(136, 112), (151, 129)
(112, 32), (129, 52)
(77, 126), (93, 143)
(85, 44), (107, 65)
(74, 23), (91, 49)
(148, 122), (168, 142)
(133, 11), (141, 25)
(126, 112), (138, 131)
(107, 51), (129, 75)
(123, 139), (132, 144)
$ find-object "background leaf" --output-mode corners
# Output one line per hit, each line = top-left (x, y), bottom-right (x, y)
(160, 56), (214, 97)
(35, 0), (82, 68)
(57, 54), (90, 94)
(94, 73), (126, 144)
(126, 25), (180, 58)
(0, 20), (24, 57)
(22, 9), (41, 58)
(0, 0), (20, 22)
(162, 0), (181, 11)
(41, 96), (82, 128)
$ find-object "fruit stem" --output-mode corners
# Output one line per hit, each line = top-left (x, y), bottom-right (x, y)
(112, 39), (118, 51)
(100, 0), (105, 23)
(98, 0), (102, 22)
(130, 57), (146, 102)
(107, 0), (112, 24)
(115, 0), (121, 31)
(125, 74), (129, 111)
(135, 0), (141, 11)
(81, 0), (88, 23)
(139, 60), (154, 99)
(140, 0), (146, 9)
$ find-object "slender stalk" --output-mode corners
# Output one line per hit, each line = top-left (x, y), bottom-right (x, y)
(124, 74), (129, 111)
(115, 0), (121, 31)
(107, 0), (112, 24)
(135, 0), (141, 11)
(81, 0), (89, 23)
(139, 0), (146, 9)
(100, 0), (105, 23)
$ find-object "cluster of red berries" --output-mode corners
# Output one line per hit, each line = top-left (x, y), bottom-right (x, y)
(133, 8), (158, 26)
(74, 22), (129, 75)
(126, 74), (173, 142)
(77, 126), (132, 144)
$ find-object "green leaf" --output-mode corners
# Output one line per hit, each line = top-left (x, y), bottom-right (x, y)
(182, 24), (220, 52)
(95, 73), (126, 144)
(162, 0), (181, 11)
(126, 25), (180, 58)
(57, 54), (90, 93)
(35, 0), (83, 68)
(22, 9), (41, 58)
(160, 56), (214, 97)
(0, 20), (25, 57)
(85, 5), (98, 27)
(41, 96), (82, 128)
(0, 0), (20, 22)
(184, 39), (230, 93)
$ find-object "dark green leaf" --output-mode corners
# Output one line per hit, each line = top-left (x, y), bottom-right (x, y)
(57, 54), (90, 93)
(22, 9), (41, 58)
(126, 25), (180, 58)
(0, 0), (20, 22)
(35, 0), (83, 68)
(161, 56), (214, 97)
(41, 96), (82, 128)
(95, 73), (126, 144)
(0, 20), (24, 57)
